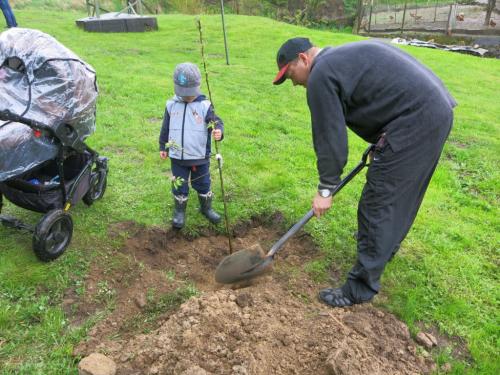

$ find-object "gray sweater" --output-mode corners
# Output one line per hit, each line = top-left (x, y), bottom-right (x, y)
(307, 41), (456, 190)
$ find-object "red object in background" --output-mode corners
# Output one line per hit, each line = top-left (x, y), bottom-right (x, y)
(33, 129), (42, 138)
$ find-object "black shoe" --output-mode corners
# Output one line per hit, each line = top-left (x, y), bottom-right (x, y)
(318, 288), (354, 308)
(172, 195), (187, 229)
(198, 192), (221, 224)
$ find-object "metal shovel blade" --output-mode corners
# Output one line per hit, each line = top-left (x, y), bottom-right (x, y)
(214, 244), (273, 284)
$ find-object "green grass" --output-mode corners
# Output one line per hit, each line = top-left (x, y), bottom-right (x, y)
(0, 8), (499, 374)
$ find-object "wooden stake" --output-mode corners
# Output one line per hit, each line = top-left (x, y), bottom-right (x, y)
(197, 19), (233, 254)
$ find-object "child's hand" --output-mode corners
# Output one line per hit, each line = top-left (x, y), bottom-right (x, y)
(213, 129), (222, 141)
(160, 151), (168, 159)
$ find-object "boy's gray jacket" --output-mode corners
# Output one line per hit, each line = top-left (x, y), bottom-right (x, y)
(159, 95), (223, 163)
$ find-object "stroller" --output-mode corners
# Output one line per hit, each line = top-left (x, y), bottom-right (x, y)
(0, 28), (108, 261)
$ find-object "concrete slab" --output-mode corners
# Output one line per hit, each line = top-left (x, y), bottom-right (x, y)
(76, 12), (158, 33)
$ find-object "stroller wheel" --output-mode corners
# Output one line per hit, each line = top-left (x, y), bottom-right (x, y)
(33, 209), (73, 262)
(83, 170), (107, 206)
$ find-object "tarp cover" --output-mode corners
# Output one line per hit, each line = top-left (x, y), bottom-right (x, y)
(0, 28), (98, 182)
(390, 37), (489, 57)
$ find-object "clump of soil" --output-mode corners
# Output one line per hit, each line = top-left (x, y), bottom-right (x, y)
(73, 218), (437, 375)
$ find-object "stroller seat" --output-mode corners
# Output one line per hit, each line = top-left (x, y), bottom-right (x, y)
(1, 153), (93, 213)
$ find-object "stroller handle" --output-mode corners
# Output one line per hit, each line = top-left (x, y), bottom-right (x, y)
(0, 109), (54, 134)
(0, 110), (86, 152)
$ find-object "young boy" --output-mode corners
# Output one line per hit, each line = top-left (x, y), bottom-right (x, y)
(159, 62), (224, 229)
(0, 0), (17, 28)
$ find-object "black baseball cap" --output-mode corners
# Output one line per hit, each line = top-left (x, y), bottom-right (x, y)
(273, 37), (313, 85)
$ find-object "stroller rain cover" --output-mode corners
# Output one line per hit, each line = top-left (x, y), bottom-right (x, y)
(0, 28), (98, 182)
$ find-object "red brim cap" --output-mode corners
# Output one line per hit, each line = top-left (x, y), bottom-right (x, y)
(273, 63), (289, 85)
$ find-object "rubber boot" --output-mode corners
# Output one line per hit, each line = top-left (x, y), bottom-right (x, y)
(172, 195), (187, 229)
(198, 191), (221, 224)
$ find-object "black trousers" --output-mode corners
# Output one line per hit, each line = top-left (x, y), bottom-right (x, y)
(342, 117), (453, 303)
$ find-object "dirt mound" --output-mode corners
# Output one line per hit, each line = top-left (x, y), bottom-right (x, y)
(115, 288), (433, 375)
(73, 219), (436, 375)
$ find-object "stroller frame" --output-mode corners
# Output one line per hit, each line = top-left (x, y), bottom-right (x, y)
(0, 109), (108, 261)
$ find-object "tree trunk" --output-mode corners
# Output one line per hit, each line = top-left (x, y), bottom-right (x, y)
(484, 0), (496, 26)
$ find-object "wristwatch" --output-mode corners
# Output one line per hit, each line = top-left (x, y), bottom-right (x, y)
(318, 188), (332, 198)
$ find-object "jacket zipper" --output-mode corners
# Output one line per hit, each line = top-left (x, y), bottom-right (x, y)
(181, 102), (187, 160)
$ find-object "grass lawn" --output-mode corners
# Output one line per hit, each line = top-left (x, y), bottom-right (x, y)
(0, 8), (499, 375)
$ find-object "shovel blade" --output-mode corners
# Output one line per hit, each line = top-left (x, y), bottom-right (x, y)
(215, 244), (272, 284)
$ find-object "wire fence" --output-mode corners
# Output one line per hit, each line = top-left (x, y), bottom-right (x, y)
(357, 0), (499, 35)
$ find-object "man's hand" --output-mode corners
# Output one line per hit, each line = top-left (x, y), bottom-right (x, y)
(160, 151), (168, 160)
(213, 129), (222, 141)
(312, 192), (333, 218)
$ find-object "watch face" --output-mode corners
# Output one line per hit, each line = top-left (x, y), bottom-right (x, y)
(319, 189), (331, 198)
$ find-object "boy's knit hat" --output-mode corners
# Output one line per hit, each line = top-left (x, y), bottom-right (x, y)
(173, 62), (201, 97)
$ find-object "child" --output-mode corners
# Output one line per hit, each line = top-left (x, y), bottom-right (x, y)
(0, 0), (17, 28)
(159, 62), (224, 229)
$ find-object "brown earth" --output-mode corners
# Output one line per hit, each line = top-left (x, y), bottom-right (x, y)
(72, 217), (439, 375)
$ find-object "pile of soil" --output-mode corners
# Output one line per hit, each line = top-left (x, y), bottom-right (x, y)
(114, 288), (434, 375)
(73, 218), (437, 375)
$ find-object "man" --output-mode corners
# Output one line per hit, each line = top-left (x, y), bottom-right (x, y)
(273, 37), (456, 308)
(0, 0), (17, 28)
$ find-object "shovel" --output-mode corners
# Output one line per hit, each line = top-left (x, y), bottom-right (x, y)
(214, 144), (375, 284)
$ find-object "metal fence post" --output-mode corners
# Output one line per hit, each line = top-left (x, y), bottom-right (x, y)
(446, 3), (453, 35)
(434, 0), (438, 22)
(220, 0), (230, 65)
(355, 0), (363, 33)
(368, 0), (373, 34)
(401, 1), (407, 34)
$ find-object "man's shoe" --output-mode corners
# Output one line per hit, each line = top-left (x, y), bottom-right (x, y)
(318, 288), (354, 308)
